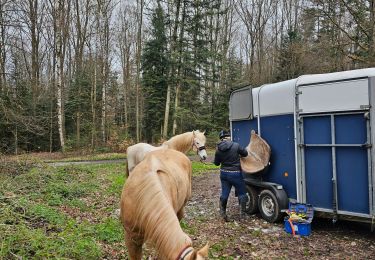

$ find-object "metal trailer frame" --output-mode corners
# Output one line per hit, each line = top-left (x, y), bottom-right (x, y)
(230, 70), (375, 228)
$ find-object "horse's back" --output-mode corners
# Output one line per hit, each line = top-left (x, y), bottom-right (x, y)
(121, 149), (192, 225)
(147, 149), (192, 178)
(125, 148), (192, 197)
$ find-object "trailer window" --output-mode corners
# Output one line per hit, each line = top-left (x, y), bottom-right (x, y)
(229, 87), (253, 120)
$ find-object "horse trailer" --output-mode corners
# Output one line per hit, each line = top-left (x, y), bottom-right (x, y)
(229, 68), (375, 228)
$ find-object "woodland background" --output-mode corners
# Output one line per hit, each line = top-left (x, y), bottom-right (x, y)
(0, 0), (375, 154)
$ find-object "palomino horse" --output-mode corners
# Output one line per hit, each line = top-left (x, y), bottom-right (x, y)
(120, 149), (209, 260)
(125, 130), (207, 177)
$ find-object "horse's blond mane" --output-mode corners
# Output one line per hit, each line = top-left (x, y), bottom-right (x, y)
(163, 130), (206, 153)
(130, 155), (192, 259)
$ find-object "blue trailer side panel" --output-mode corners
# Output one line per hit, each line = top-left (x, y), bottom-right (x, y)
(231, 120), (257, 145)
(232, 114), (297, 200)
(335, 114), (369, 214)
(259, 115), (296, 199)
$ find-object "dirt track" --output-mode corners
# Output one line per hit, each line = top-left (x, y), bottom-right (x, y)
(185, 171), (375, 259)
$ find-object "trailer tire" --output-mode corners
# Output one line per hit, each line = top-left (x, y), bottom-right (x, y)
(245, 185), (259, 214)
(258, 189), (282, 223)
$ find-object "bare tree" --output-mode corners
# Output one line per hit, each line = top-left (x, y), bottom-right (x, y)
(172, 0), (187, 136)
(0, 0), (9, 93)
(117, 3), (136, 138)
(164, 0), (181, 138)
(135, 0), (143, 142)
(72, 0), (91, 143)
(55, 0), (71, 151)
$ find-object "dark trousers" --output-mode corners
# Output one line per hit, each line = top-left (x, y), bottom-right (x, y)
(220, 170), (247, 202)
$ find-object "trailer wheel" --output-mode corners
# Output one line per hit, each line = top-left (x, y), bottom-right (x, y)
(258, 189), (282, 223)
(245, 185), (258, 214)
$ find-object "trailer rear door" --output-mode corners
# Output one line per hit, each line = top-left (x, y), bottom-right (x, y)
(296, 78), (373, 218)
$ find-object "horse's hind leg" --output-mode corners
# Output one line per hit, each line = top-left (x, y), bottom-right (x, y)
(125, 232), (143, 260)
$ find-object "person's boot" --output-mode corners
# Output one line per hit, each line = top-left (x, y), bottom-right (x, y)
(220, 198), (229, 222)
(239, 196), (249, 220)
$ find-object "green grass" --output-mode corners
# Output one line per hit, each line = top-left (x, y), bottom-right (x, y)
(4, 152), (127, 164)
(191, 161), (219, 176)
(0, 162), (126, 259)
(209, 241), (233, 259)
(95, 218), (124, 243)
(186, 148), (216, 156)
(0, 158), (217, 259)
(180, 219), (198, 236)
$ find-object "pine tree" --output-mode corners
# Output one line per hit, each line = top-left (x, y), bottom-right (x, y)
(141, 1), (169, 142)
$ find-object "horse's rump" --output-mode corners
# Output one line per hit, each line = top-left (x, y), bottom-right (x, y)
(126, 143), (163, 173)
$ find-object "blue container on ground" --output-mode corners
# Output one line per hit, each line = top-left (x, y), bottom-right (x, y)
(284, 202), (314, 236)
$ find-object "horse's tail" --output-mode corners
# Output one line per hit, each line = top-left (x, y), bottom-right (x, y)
(125, 158), (130, 178)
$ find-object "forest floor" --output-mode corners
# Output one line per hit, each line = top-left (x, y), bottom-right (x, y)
(187, 171), (375, 259)
(1, 154), (375, 259)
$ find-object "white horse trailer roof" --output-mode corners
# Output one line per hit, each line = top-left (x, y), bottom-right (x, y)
(253, 79), (296, 117)
(248, 68), (375, 117)
(296, 68), (375, 86)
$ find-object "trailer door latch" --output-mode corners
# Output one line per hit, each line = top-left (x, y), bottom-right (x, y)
(362, 143), (372, 148)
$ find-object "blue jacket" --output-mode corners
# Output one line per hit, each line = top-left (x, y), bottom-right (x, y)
(214, 140), (248, 171)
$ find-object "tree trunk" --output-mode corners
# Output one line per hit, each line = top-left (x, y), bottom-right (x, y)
(121, 49), (128, 135)
(56, 0), (66, 152)
(124, 48), (130, 136)
(369, 0), (375, 66)
(73, 0), (89, 143)
(92, 55), (97, 148)
(163, 0), (181, 138)
(14, 126), (18, 155)
(49, 46), (56, 153)
(29, 0), (40, 115)
(0, 1), (6, 93)
(172, 0), (186, 135)
(163, 84), (171, 138)
(135, 0), (144, 142)
(172, 83), (180, 135)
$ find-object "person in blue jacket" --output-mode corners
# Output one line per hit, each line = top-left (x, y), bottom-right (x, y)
(214, 130), (248, 221)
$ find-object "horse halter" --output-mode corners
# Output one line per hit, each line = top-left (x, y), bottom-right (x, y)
(192, 137), (206, 153)
(177, 245), (194, 260)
